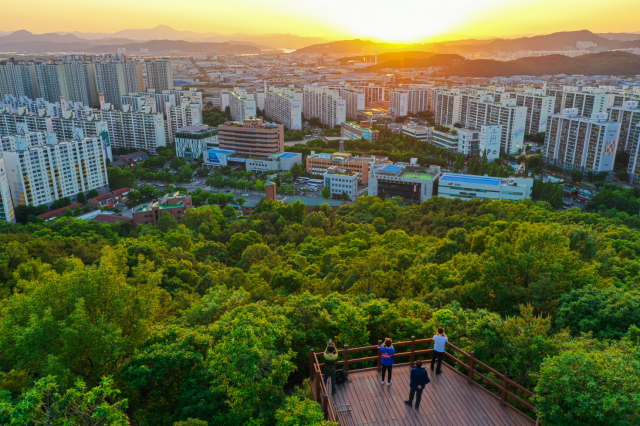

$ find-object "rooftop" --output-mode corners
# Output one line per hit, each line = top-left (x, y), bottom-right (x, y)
(441, 173), (504, 186)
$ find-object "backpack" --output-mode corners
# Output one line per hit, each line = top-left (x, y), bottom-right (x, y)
(335, 370), (351, 385)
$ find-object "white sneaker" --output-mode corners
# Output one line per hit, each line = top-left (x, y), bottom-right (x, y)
(381, 380), (385, 384)
(387, 382), (392, 386)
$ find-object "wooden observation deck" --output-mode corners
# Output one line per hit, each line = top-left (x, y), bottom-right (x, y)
(309, 338), (538, 426)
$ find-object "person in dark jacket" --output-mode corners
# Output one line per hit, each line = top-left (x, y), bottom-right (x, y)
(404, 360), (430, 409)
(323, 344), (339, 395)
(379, 338), (395, 385)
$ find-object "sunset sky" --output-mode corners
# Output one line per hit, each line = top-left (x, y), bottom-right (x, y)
(1, 0), (639, 41)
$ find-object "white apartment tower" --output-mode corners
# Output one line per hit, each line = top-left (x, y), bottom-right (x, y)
(478, 124), (502, 160)
(94, 56), (143, 109)
(2, 131), (109, 207)
(146, 59), (174, 92)
(303, 85), (346, 128)
(0, 150), (14, 222)
(544, 109), (620, 174)
(514, 88), (555, 135)
(608, 101), (640, 183)
(389, 87), (429, 116)
(229, 88), (257, 122)
(166, 101), (203, 144)
(434, 90), (463, 127)
(265, 87), (302, 130)
(336, 86), (365, 120)
(0, 62), (38, 100)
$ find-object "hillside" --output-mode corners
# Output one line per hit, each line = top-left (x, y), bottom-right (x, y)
(470, 30), (616, 52)
(365, 54), (465, 71)
(336, 51), (436, 64)
(295, 39), (430, 54)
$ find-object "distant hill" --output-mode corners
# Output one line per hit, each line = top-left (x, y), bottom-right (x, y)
(456, 30), (616, 53)
(295, 39), (431, 55)
(336, 51), (436, 65)
(596, 32), (640, 41)
(446, 52), (640, 77)
(365, 54), (465, 71)
(0, 30), (261, 54)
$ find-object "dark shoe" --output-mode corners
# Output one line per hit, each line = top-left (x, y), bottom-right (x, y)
(436, 370), (442, 375)
(415, 404), (420, 410)
(404, 401), (412, 407)
(430, 365), (434, 370)
(332, 390), (338, 395)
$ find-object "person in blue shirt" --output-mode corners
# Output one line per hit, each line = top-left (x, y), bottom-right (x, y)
(379, 338), (395, 385)
(404, 360), (430, 410)
(431, 327), (448, 374)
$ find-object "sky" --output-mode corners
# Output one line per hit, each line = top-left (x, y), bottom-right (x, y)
(1, 0), (639, 42)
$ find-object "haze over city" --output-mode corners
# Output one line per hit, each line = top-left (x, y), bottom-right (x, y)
(2, 0), (640, 41)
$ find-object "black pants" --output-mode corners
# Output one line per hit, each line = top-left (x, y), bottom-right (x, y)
(381, 365), (393, 382)
(431, 350), (444, 372)
(408, 387), (423, 408)
(324, 371), (336, 393)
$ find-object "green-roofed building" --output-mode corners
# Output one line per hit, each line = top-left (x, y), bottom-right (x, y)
(132, 192), (193, 228)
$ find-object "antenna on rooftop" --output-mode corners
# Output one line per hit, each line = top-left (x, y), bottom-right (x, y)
(339, 137), (345, 153)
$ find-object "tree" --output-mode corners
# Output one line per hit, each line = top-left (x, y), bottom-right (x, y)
(195, 167), (210, 178)
(321, 186), (331, 199)
(0, 376), (129, 425)
(535, 346), (640, 426)
(77, 192), (87, 205)
(222, 205), (237, 220)
(107, 167), (137, 190)
(170, 158), (187, 170)
(87, 189), (99, 198)
(157, 211), (179, 232)
(275, 395), (337, 426)
(180, 166), (194, 182)
(236, 197), (247, 207)
(570, 169), (583, 183)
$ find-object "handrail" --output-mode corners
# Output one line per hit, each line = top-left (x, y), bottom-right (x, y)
(309, 337), (538, 423)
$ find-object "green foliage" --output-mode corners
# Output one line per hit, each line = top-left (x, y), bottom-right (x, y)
(570, 169), (583, 183)
(535, 345), (640, 426)
(157, 211), (179, 232)
(76, 192), (87, 205)
(321, 186), (331, 199)
(275, 395), (337, 426)
(108, 167), (137, 190)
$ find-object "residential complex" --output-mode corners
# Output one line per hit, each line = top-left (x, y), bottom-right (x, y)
(439, 174), (533, 201)
(303, 85), (346, 128)
(544, 109), (620, 174)
(0, 151), (14, 222)
(513, 88), (555, 135)
(145, 59), (174, 92)
(368, 162), (441, 203)
(229, 87), (257, 122)
(217, 118), (284, 157)
(389, 87), (429, 116)
(608, 101), (640, 183)
(265, 87), (302, 130)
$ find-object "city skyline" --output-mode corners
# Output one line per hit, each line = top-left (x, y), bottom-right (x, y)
(2, 0), (640, 42)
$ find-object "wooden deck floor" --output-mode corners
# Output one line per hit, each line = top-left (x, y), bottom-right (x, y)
(330, 364), (535, 426)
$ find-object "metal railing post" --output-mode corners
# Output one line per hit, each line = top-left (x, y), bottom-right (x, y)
(343, 345), (349, 373)
(410, 336), (416, 367)
(501, 371), (509, 405)
(310, 349), (316, 381)
(468, 351), (475, 382)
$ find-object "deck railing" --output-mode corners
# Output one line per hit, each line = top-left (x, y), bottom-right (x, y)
(309, 337), (538, 423)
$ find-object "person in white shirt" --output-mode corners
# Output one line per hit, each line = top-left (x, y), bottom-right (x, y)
(431, 327), (448, 374)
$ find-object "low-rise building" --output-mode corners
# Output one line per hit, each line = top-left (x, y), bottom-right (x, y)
(203, 149), (301, 172)
(218, 118), (284, 157)
(88, 187), (130, 209)
(323, 166), (359, 200)
(369, 162), (441, 203)
(175, 124), (218, 160)
(306, 152), (386, 184)
(438, 173), (533, 201)
(431, 129), (460, 152)
(132, 192), (193, 227)
(341, 121), (379, 142)
(402, 124), (431, 141)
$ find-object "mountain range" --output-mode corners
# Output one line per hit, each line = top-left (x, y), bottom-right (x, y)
(366, 51), (640, 77)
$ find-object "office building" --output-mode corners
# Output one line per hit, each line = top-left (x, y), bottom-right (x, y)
(303, 85), (346, 128)
(145, 59), (174, 92)
(218, 118), (284, 157)
(544, 109), (620, 174)
(203, 148), (301, 172)
(514, 89), (555, 135)
(175, 125), (218, 160)
(265, 87), (302, 130)
(132, 192), (192, 228)
(341, 121), (379, 142)
(369, 162), (441, 203)
(306, 152), (387, 184)
(229, 87), (257, 122)
(2, 131), (109, 207)
(402, 124), (431, 141)
(439, 173), (533, 201)
(323, 166), (359, 200)
(0, 151), (14, 222)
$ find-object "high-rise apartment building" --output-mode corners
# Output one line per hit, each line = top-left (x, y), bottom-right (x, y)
(513, 88), (555, 135)
(96, 110), (166, 155)
(0, 61), (38, 100)
(303, 85), (346, 128)
(608, 101), (640, 183)
(94, 56), (143, 109)
(265, 87), (302, 130)
(389, 87), (429, 116)
(433, 90), (463, 127)
(334, 86), (365, 120)
(562, 87), (614, 117)
(1, 131), (108, 207)
(165, 101), (202, 144)
(218, 118), (284, 157)
(229, 88), (257, 122)
(145, 59), (174, 92)
(0, 150), (15, 222)
(544, 109), (620, 174)
(351, 84), (385, 105)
